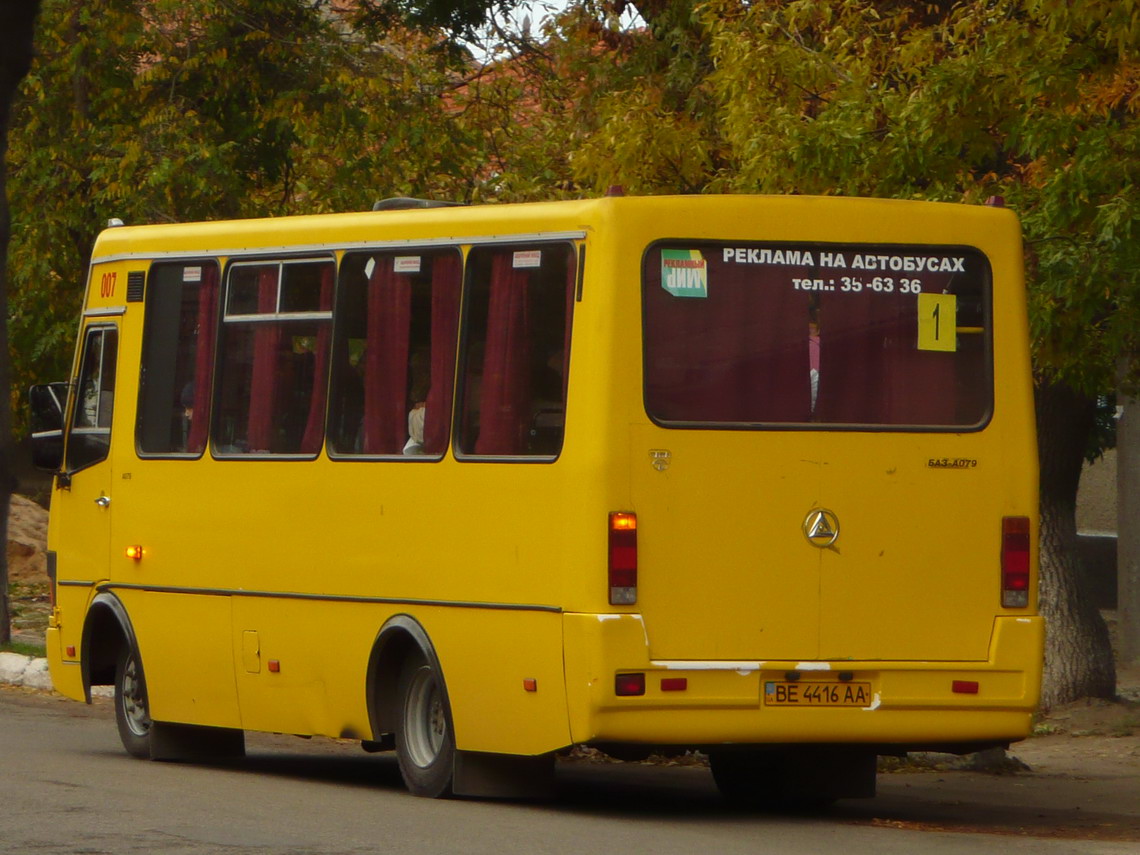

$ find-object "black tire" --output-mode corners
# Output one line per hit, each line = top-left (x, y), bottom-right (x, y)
(709, 750), (785, 806)
(395, 655), (456, 798)
(711, 748), (869, 809)
(114, 645), (152, 759)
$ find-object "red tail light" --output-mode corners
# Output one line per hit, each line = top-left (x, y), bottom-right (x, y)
(609, 512), (637, 605)
(1001, 516), (1031, 608)
(615, 672), (645, 696)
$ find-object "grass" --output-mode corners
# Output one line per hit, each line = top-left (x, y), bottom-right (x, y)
(0, 640), (46, 658)
(1111, 714), (1140, 737)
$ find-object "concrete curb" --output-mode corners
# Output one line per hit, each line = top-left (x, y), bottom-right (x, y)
(0, 652), (113, 697)
(0, 651), (53, 690)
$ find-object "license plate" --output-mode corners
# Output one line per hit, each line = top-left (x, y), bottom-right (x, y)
(764, 681), (873, 707)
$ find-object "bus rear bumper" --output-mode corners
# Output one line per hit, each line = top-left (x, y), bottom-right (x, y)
(562, 613), (1044, 751)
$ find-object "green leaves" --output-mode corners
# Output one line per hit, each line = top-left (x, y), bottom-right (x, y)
(531, 0), (1140, 400)
(7, 0), (487, 425)
(8, 0), (1140, 425)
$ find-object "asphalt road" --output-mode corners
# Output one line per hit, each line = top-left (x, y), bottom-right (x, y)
(1, 687), (1135, 855)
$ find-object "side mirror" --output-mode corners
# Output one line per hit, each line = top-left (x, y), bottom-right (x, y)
(29, 382), (69, 471)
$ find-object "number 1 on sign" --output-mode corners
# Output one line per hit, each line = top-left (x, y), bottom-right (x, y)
(917, 293), (957, 352)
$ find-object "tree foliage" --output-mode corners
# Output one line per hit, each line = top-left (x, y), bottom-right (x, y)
(1, 0), (43, 644)
(7, 0), (484, 421)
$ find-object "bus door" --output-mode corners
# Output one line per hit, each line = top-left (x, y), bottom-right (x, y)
(635, 240), (1000, 664)
(55, 321), (120, 585)
(634, 242), (828, 662)
(631, 428), (823, 661)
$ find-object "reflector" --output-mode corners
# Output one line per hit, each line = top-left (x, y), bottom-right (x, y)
(615, 672), (645, 696)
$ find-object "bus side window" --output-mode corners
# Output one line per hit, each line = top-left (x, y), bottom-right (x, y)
(327, 249), (461, 458)
(213, 259), (334, 456)
(68, 326), (118, 472)
(458, 244), (575, 458)
(137, 262), (219, 455)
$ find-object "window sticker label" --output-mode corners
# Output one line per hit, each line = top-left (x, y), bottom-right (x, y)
(513, 250), (543, 269)
(183, 266), (202, 283)
(662, 250), (708, 298)
(394, 256), (422, 274)
(917, 293), (958, 352)
(364, 257), (376, 279)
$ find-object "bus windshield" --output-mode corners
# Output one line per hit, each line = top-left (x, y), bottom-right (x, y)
(642, 241), (992, 429)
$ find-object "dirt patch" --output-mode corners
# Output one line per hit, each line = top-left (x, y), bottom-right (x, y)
(5, 495), (50, 645)
(6, 495), (48, 586)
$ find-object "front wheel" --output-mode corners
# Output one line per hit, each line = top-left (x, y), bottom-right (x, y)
(114, 645), (152, 759)
(395, 656), (456, 798)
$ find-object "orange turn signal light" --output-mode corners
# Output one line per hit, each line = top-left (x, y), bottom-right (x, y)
(125, 545), (144, 560)
(610, 512), (637, 531)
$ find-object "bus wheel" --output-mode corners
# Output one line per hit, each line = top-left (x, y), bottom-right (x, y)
(114, 645), (152, 759)
(395, 656), (455, 798)
(711, 748), (872, 808)
(709, 750), (785, 805)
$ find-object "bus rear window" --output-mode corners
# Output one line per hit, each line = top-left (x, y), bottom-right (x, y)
(642, 242), (991, 429)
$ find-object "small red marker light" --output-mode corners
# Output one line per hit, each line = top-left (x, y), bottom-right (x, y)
(268, 660), (280, 673)
(952, 680), (980, 695)
(661, 677), (687, 692)
(65, 646), (76, 657)
(125, 545), (144, 560)
(615, 673), (645, 696)
(523, 678), (537, 692)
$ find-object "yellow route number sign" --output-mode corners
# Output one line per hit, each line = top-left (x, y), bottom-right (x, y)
(917, 292), (957, 352)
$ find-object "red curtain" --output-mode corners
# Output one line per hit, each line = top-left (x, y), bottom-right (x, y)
(644, 254), (812, 423)
(186, 264), (218, 453)
(423, 253), (461, 455)
(247, 266), (281, 452)
(362, 259), (411, 453)
(561, 252), (575, 403)
(299, 265), (334, 453)
(474, 253), (531, 454)
(814, 292), (955, 425)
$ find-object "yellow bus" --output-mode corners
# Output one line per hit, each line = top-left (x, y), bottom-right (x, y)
(31, 193), (1043, 803)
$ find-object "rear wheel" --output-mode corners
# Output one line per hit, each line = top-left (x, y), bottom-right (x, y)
(395, 656), (455, 798)
(114, 645), (152, 759)
(709, 750), (787, 806)
(710, 748), (873, 808)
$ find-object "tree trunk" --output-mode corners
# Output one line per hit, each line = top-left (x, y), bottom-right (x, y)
(0, 1), (42, 644)
(1036, 378), (1116, 708)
